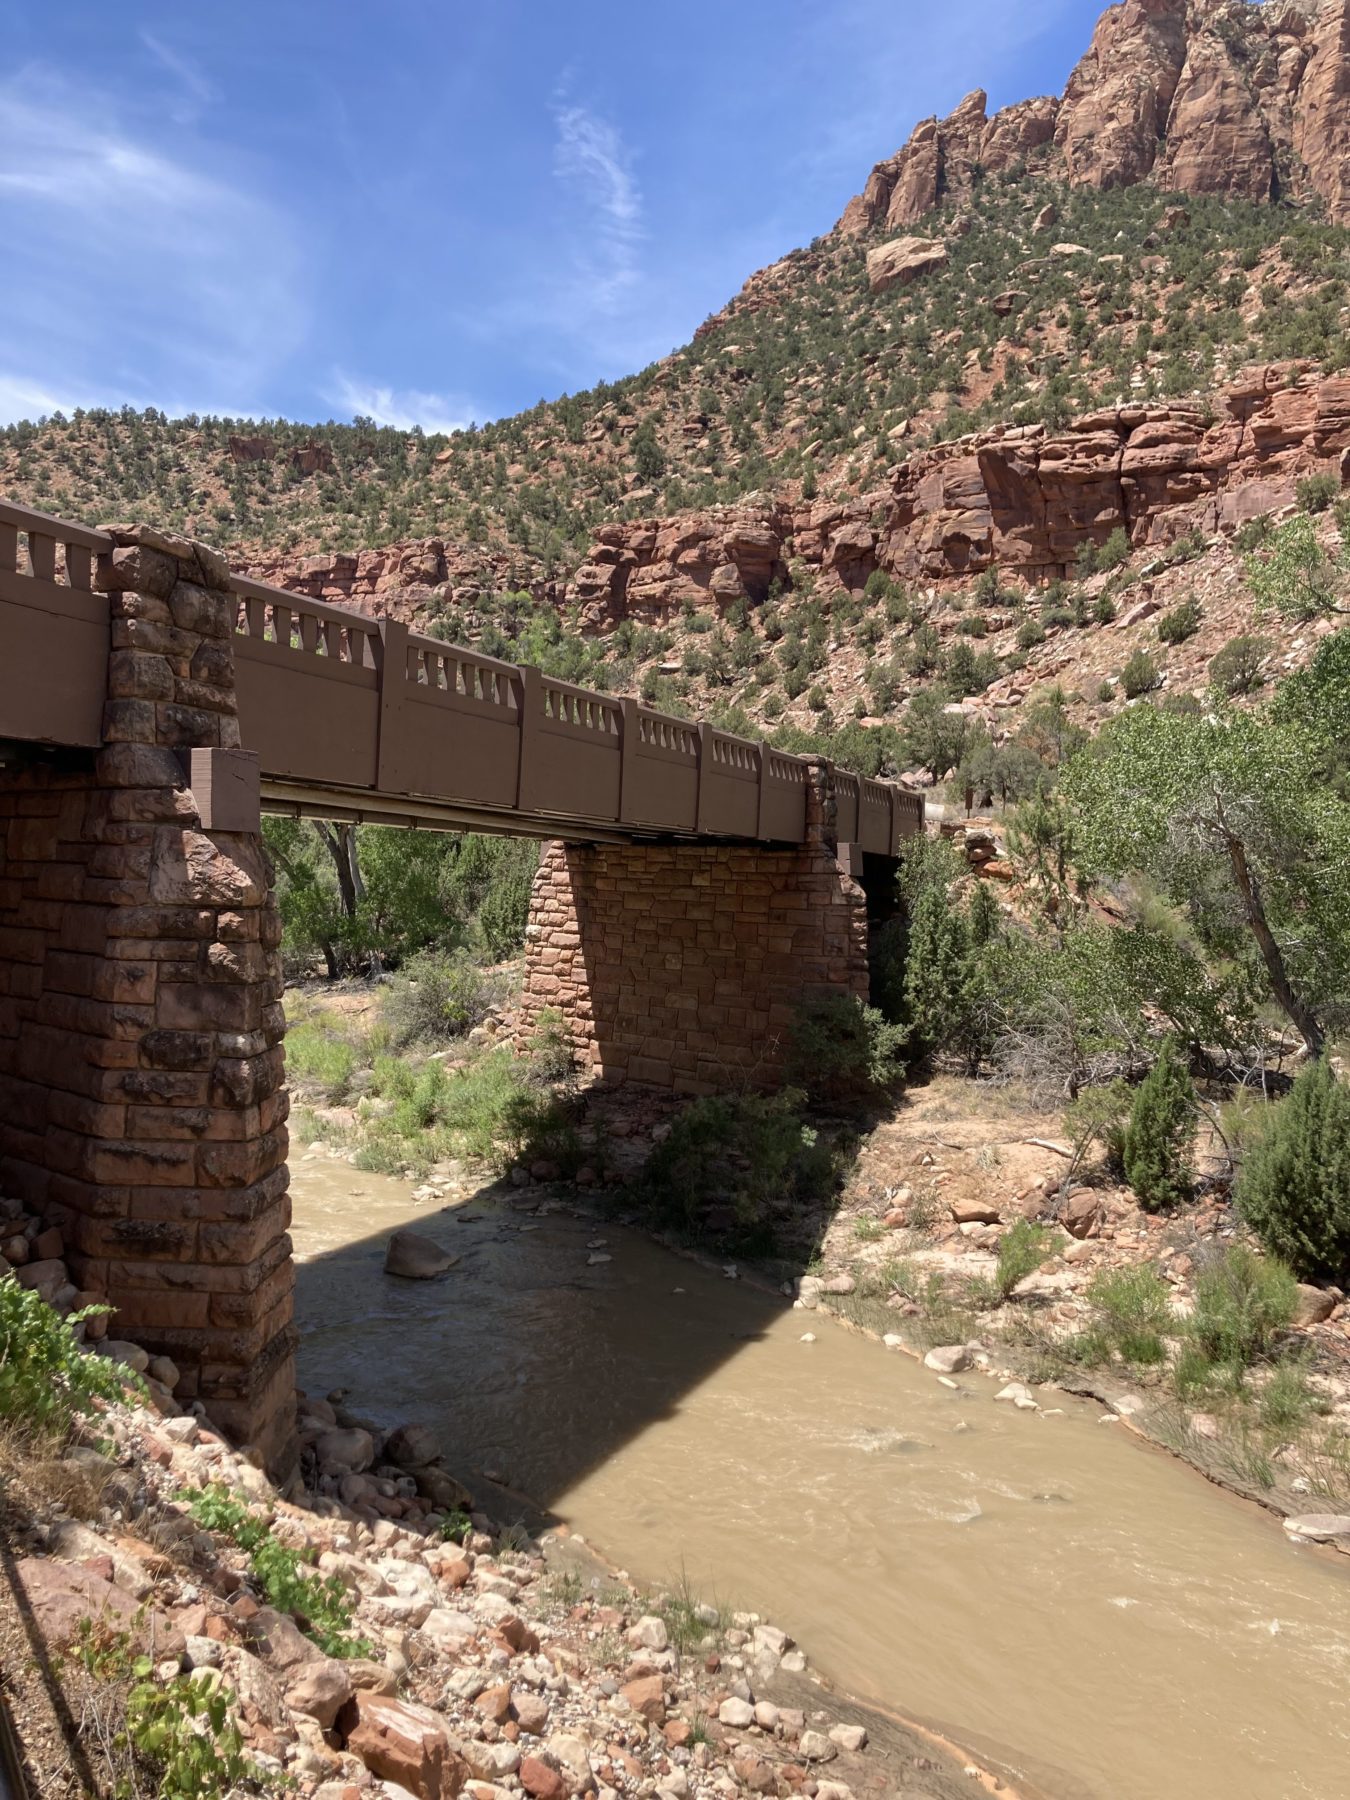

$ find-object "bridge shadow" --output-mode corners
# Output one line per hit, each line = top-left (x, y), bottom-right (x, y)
(289, 1157), (833, 1524)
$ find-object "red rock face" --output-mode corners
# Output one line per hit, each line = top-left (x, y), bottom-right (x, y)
(252, 369), (1350, 625)
(1160, 29), (1275, 199)
(1294, 0), (1350, 220)
(1055, 0), (1190, 190)
(835, 0), (1350, 226)
(561, 366), (1350, 610)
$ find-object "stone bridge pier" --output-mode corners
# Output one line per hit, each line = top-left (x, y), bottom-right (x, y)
(520, 761), (897, 1092)
(0, 527), (295, 1476)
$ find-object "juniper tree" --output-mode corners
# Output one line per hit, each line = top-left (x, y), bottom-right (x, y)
(1238, 1057), (1350, 1285)
(1122, 1036), (1195, 1212)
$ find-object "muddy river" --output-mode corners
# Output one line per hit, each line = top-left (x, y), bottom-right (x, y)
(290, 1156), (1350, 1800)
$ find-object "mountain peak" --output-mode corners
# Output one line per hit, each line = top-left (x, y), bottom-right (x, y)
(836, 0), (1350, 234)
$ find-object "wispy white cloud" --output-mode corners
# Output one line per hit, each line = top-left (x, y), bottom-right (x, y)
(0, 67), (307, 420)
(0, 371), (83, 424)
(327, 373), (478, 436)
(552, 100), (644, 311)
(139, 31), (217, 123)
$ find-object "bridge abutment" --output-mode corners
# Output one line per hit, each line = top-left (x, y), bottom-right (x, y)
(520, 763), (879, 1092)
(0, 526), (295, 1476)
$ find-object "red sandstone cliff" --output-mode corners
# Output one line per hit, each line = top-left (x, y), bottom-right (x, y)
(257, 364), (1350, 625)
(837, 0), (1350, 230)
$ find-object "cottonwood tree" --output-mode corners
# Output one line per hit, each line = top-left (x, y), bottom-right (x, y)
(1063, 701), (1350, 1059)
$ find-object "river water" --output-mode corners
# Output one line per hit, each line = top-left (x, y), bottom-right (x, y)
(290, 1157), (1350, 1800)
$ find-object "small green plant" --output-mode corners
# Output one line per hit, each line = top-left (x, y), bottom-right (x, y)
(1296, 469), (1340, 515)
(854, 1216), (883, 1242)
(65, 1619), (257, 1800)
(1256, 1357), (1322, 1433)
(439, 1507), (473, 1545)
(285, 1016), (359, 1098)
(1085, 1265), (1172, 1365)
(0, 1277), (125, 1436)
(1122, 1036), (1194, 1212)
(1208, 633), (1272, 697)
(127, 1671), (255, 1800)
(1157, 597), (1202, 645)
(1190, 1245), (1298, 1368)
(185, 1487), (371, 1659)
(1237, 1057), (1350, 1284)
(1119, 648), (1161, 699)
(995, 1219), (1054, 1298)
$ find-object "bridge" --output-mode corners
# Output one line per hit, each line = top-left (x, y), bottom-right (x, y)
(0, 502), (922, 1473)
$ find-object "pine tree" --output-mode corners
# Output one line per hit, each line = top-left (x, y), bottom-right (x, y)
(1238, 1058), (1350, 1284)
(1123, 1036), (1194, 1211)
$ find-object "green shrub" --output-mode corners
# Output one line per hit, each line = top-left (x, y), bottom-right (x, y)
(1097, 526), (1133, 571)
(381, 949), (493, 1049)
(186, 1487), (372, 1659)
(1190, 1245), (1297, 1367)
(0, 1277), (125, 1436)
(1017, 619), (1046, 651)
(995, 1219), (1054, 1297)
(1209, 633), (1271, 697)
(127, 1671), (256, 1800)
(637, 1091), (837, 1253)
(1157, 597), (1202, 645)
(1085, 1265), (1172, 1364)
(1237, 1057), (1350, 1283)
(1093, 594), (1118, 625)
(1122, 1036), (1194, 1211)
(1234, 513), (1273, 552)
(1296, 469), (1340, 515)
(1120, 648), (1161, 698)
(785, 995), (905, 1106)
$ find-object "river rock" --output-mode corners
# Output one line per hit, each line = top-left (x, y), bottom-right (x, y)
(950, 1200), (1001, 1225)
(338, 1691), (467, 1799)
(1283, 1514), (1350, 1543)
(384, 1422), (443, 1468)
(1060, 1191), (1102, 1239)
(286, 1657), (354, 1728)
(621, 1674), (666, 1723)
(629, 1614), (669, 1651)
(924, 1345), (972, 1374)
(829, 1723), (867, 1752)
(1295, 1284), (1338, 1326)
(385, 1230), (460, 1280)
(520, 1756), (567, 1800)
(719, 1697), (755, 1728)
(994, 1382), (1038, 1409)
(798, 1730), (837, 1762)
(315, 1427), (375, 1474)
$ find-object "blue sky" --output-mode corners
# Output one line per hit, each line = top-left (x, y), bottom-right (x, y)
(0, 0), (1090, 430)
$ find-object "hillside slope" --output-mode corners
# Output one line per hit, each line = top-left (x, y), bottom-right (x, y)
(3, 0), (1350, 774)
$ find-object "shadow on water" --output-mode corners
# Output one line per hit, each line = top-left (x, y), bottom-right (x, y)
(292, 1165), (806, 1516)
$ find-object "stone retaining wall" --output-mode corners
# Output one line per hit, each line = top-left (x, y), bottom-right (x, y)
(0, 525), (295, 1475)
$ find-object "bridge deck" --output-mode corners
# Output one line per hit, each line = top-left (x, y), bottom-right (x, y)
(0, 499), (922, 852)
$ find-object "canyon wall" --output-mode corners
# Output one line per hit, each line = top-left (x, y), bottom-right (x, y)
(837, 1), (1350, 231)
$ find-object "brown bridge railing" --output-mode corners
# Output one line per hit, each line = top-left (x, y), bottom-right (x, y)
(0, 499), (923, 853)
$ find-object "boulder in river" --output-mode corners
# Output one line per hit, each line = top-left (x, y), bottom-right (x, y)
(385, 1230), (460, 1280)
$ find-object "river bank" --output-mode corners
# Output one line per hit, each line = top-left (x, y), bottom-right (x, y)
(288, 1147), (1350, 1800)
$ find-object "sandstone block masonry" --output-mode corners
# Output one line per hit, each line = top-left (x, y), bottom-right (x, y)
(519, 765), (873, 1092)
(0, 525), (295, 1476)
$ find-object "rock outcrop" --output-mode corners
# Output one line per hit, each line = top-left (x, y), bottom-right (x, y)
(836, 0), (1350, 227)
(560, 365), (1350, 615)
(864, 234), (949, 294)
